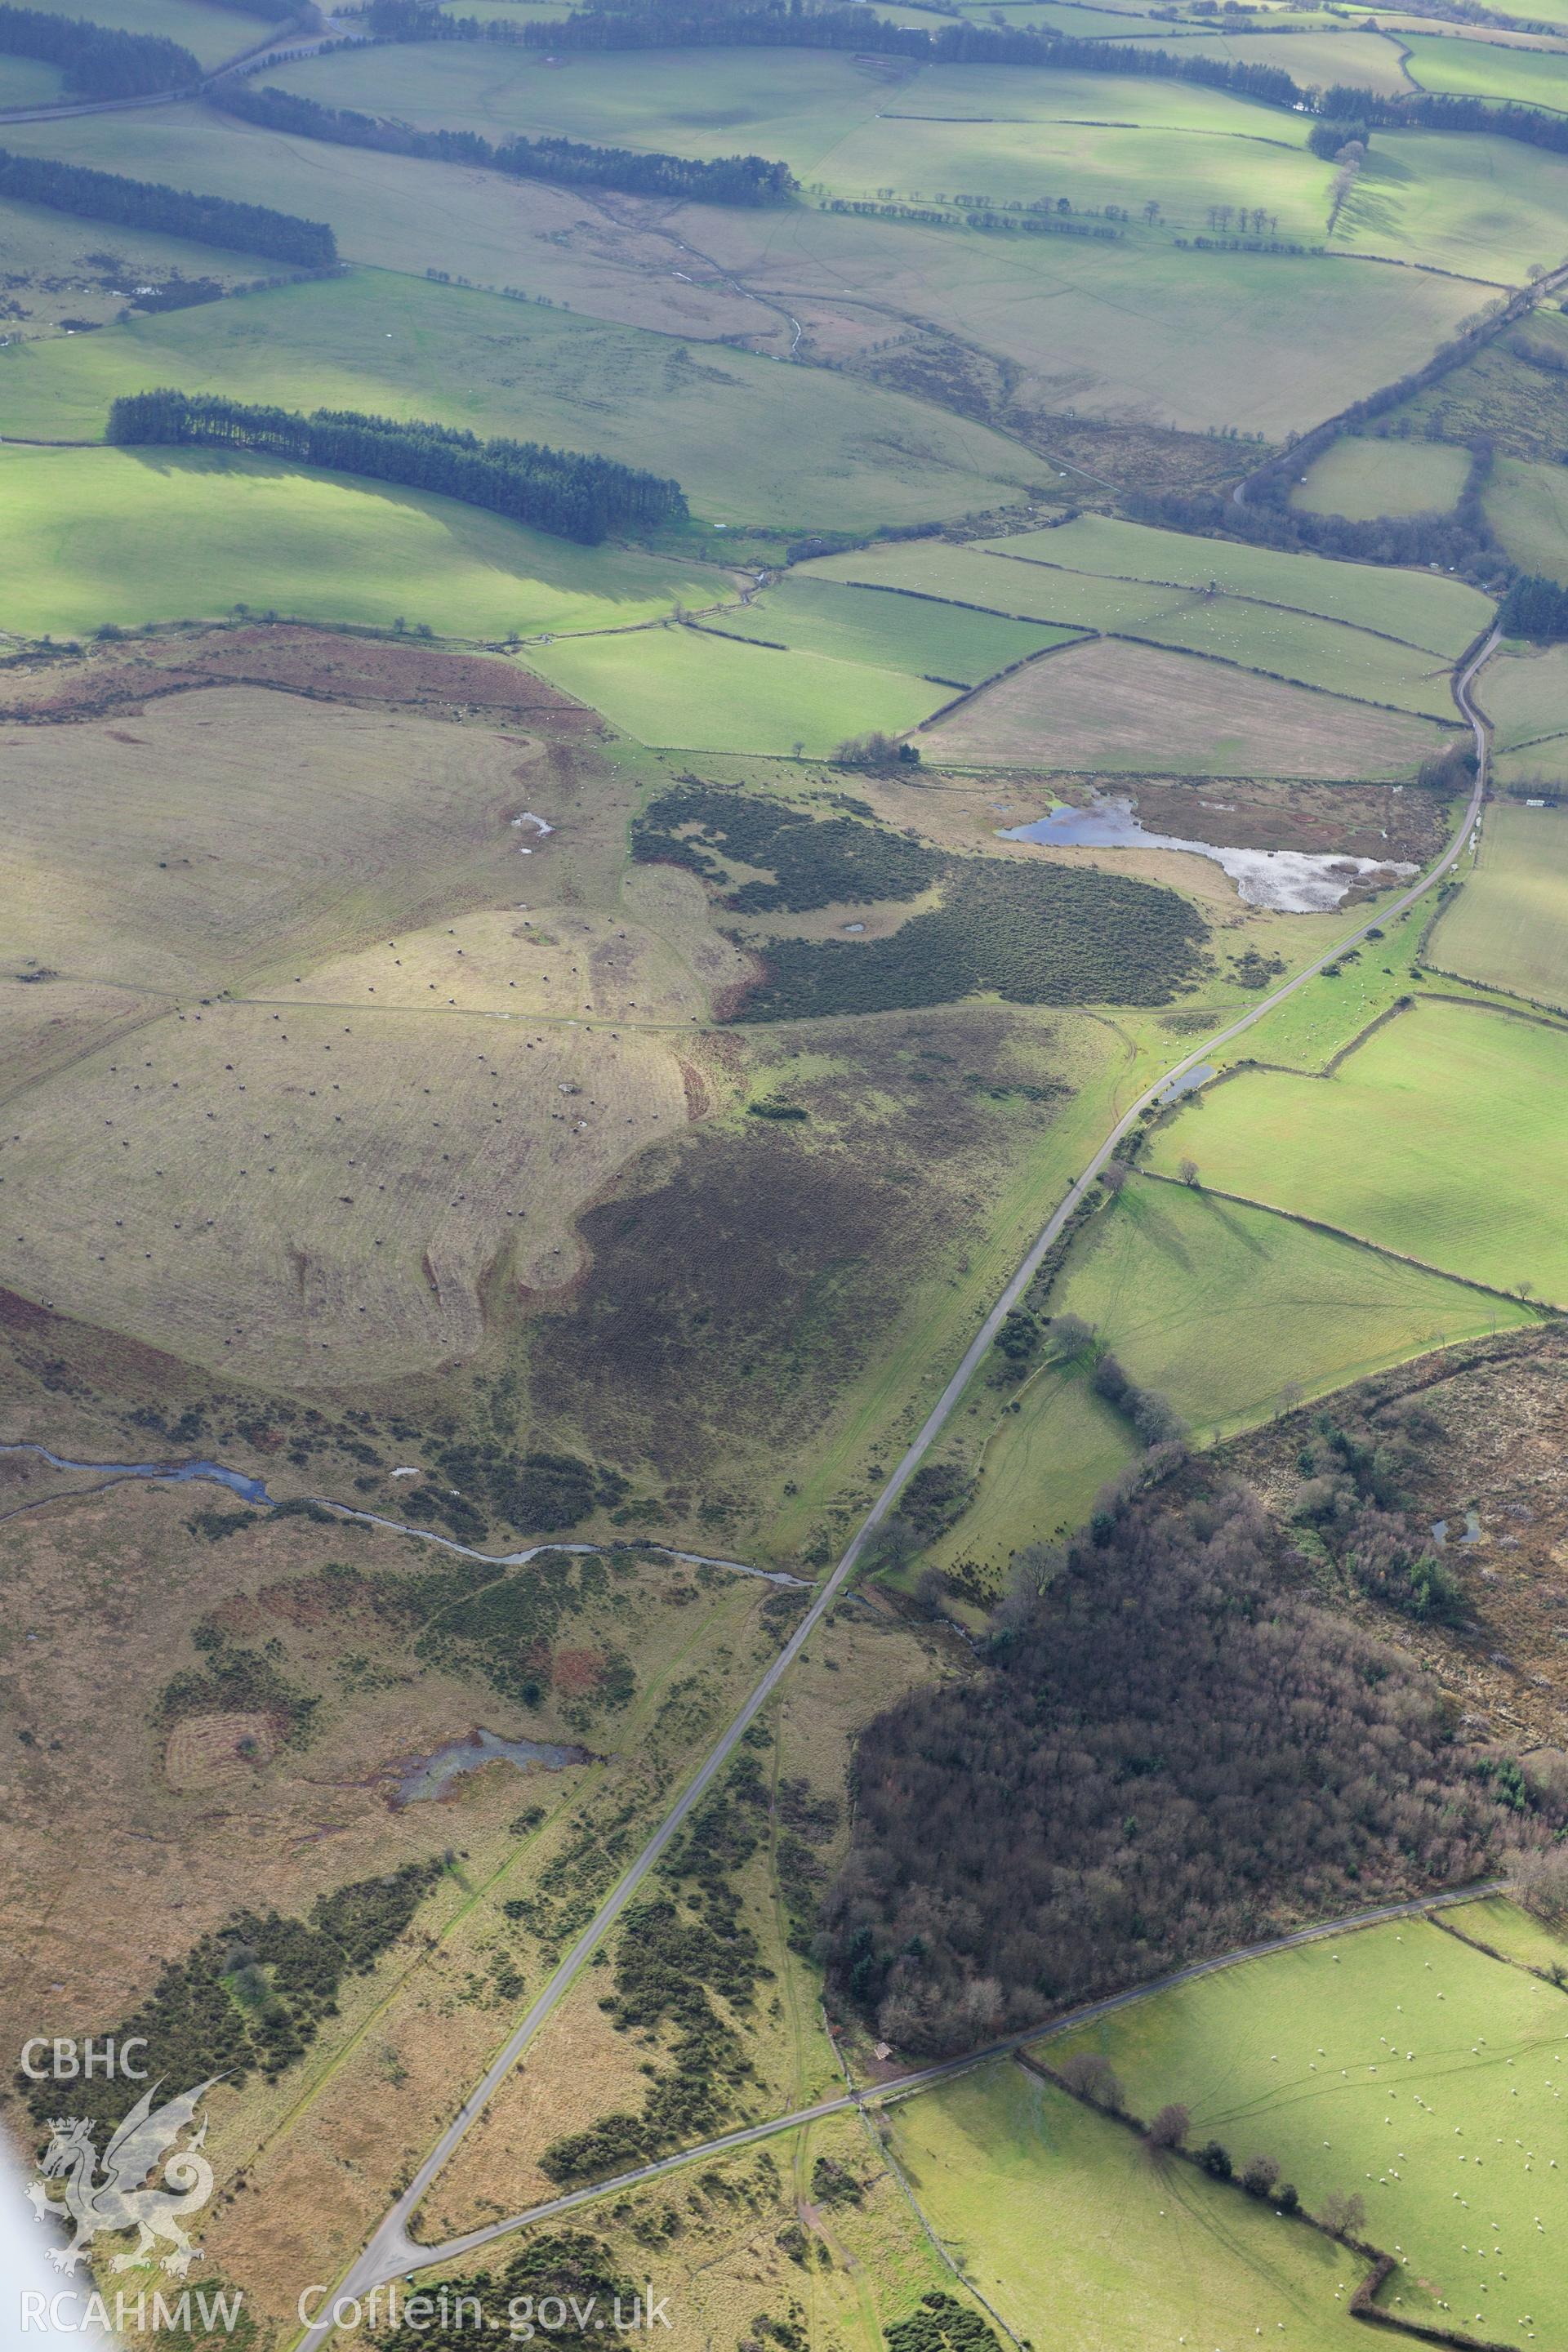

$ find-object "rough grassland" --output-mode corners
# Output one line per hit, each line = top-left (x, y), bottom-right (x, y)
(1428, 804), (1568, 1009)
(888, 2061), (1365, 2352)
(1487, 457), (1568, 584)
(0, 997), (690, 1383)
(0, 194), (269, 335)
(1145, 996), (1568, 1303)
(0, 269), (1042, 532)
(1291, 435), (1471, 519)
(523, 626), (947, 754)
(1049, 1915), (1568, 2341)
(0, 445), (725, 642)
(0, 111), (1482, 435)
(932, 1175), (1525, 1581)
(704, 577), (1078, 685)
(0, 688), (570, 997)
(921, 635), (1448, 776)
(1404, 29), (1568, 112)
(976, 514), (1494, 653)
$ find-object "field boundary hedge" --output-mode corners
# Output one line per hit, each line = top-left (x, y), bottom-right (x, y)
(1136, 1165), (1552, 1312)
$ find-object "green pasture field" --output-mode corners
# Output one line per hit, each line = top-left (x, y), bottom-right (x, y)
(1054, 1170), (1523, 1437)
(1332, 126), (1568, 285)
(1291, 435), (1470, 519)
(271, 42), (897, 176)
(1487, 457), (1568, 583)
(951, 0), (1181, 29)
(707, 577), (1079, 684)
(929, 1173), (1523, 1579)
(1403, 29), (1568, 111)
(1207, 892), (1433, 1076)
(924, 633), (1448, 773)
(888, 2061), (1366, 2352)
(978, 513), (1495, 651)
(0, 269), (1040, 532)
(1443, 1896), (1568, 1976)
(1480, 644), (1568, 792)
(1049, 1913), (1568, 2342)
(17, 0), (258, 69)
(0, 114), (1481, 439)
(275, 45), (1338, 236)
(1144, 995), (1568, 1303)
(523, 624), (947, 752)
(0, 55), (61, 104)
(803, 537), (1463, 713)
(0, 444), (725, 642)
(1125, 24), (1414, 92)
(1428, 803), (1568, 1008)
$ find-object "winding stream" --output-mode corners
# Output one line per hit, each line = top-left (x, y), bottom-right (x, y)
(0, 1443), (808, 1586)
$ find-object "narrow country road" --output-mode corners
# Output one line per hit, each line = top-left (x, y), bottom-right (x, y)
(407, 1877), (1506, 2278)
(291, 631), (1498, 2349)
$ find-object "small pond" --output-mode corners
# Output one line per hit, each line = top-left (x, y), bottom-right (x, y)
(394, 1727), (590, 1806)
(1000, 797), (1416, 913)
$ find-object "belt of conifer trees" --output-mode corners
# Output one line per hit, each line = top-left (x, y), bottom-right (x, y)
(0, 149), (336, 267)
(0, 1), (199, 96)
(216, 78), (796, 203)
(105, 390), (688, 546)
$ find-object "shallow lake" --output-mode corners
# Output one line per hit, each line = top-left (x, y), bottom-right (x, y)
(394, 1727), (590, 1806)
(1000, 796), (1416, 913)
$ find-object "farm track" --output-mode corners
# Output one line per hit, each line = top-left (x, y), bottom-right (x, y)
(288, 630), (1497, 2349)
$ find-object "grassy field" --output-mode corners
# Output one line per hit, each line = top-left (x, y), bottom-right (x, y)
(705, 576), (1078, 684)
(1428, 804), (1568, 1008)
(0, 269), (1042, 532)
(802, 536), (1468, 713)
(1048, 1913), (1568, 2342)
(888, 2060), (1366, 2352)
(523, 624), (948, 753)
(1481, 643), (1568, 789)
(974, 514), (1494, 652)
(928, 1174), (1526, 1579)
(1126, 24), (1414, 92)
(1291, 435), (1471, 519)
(1404, 29), (1568, 112)
(922, 635), (1449, 776)
(0, 54), (61, 103)
(1443, 1895), (1568, 1976)
(1488, 457), (1568, 583)
(0, 109), (1482, 437)
(1144, 996), (1568, 1303)
(1332, 124), (1568, 284)
(1388, 307), (1568, 464)
(0, 193), (271, 337)
(0, 445), (726, 642)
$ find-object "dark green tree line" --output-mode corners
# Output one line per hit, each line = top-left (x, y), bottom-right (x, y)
(0, 148), (335, 266)
(216, 80), (796, 204)
(0, 2), (198, 94)
(106, 389), (686, 544)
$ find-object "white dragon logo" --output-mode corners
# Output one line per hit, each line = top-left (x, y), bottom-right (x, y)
(26, 2077), (220, 2277)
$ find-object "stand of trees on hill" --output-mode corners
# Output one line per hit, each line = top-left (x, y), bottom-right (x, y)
(372, 0), (1303, 107)
(216, 80), (796, 204)
(824, 1474), (1544, 2052)
(0, 2), (198, 94)
(1501, 574), (1568, 639)
(105, 389), (687, 544)
(0, 149), (336, 266)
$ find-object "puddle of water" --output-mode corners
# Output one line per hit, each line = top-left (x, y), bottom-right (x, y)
(1431, 1512), (1482, 1548)
(394, 1727), (589, 1806)
(1000, 796), (1416, 913)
